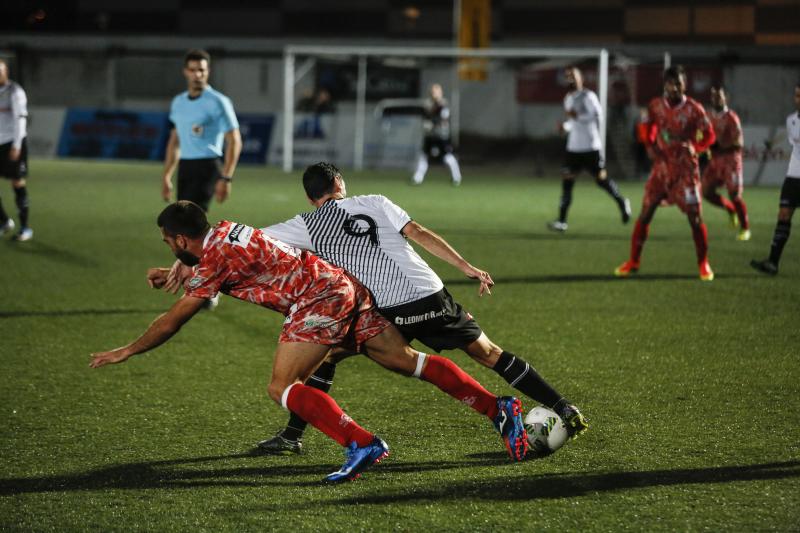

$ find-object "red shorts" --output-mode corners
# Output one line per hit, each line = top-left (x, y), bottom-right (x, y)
(642, 157), (701, 214)
(279, 273), (390, 351)
(701, 153), (743, 196)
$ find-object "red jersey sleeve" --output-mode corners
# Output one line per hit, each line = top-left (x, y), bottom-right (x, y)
(638, 100), (659, 145)
(692, 102), (716, 153)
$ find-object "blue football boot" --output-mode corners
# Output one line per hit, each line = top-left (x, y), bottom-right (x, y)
(493, 396), (529, 461)
(325, 436), (390, 483)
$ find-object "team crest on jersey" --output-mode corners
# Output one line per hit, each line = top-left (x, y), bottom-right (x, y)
(187, 276), (205, 290)
(191, 124), (203, 136)
(225, 223), (254, 248)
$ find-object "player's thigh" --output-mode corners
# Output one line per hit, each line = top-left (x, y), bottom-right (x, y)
(362, 325), (419, 376)
(269, 342), (332, 400)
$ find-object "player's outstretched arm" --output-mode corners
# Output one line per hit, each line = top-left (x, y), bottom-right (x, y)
(89, 295), (206, 368)
(402, 221), (494, 296)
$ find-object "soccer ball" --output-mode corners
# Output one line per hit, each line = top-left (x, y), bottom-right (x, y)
(524, 406), (568, 454)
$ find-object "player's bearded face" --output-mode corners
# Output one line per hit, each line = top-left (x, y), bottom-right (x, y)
(163, 232), (201, 266)
(175, 248), (200, 267)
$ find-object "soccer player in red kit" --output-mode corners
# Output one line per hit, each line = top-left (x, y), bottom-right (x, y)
(615, 65), (717, 281)
(89, 201), (529, 483)
(702, 85), (750, 241)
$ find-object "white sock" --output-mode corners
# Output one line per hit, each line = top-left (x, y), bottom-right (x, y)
(444, 153), (462, 184)
(412, 154), (428, 184)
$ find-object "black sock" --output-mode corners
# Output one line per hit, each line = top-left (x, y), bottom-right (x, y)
(596, 176), (624, 207)
(14, 186), (29, 228)
(281, 361), (337, 442)
(492, 351), (564, 408)
(0, 196), (8, 223)
(558, 180), (575, 222)
(768, 220), (791, 266)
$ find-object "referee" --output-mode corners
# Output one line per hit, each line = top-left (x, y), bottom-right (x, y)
(161, 49), (241, 212)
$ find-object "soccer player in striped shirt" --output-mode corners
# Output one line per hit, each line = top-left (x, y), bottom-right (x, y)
(751, 83), (800, 275)
(615, 66), (717, 281)
(92, 202), (531, 481)
(249, 162), (588, 455)
(701, 85), (750, 241)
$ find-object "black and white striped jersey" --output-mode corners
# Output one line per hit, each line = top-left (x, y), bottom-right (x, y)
(0, 81), (27, 148)
(263, 195), (443, 308)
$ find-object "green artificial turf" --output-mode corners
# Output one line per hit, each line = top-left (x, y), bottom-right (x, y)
(1, 159), (798, 531)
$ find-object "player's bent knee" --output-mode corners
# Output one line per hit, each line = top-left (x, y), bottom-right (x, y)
(267, 380), (292, 405)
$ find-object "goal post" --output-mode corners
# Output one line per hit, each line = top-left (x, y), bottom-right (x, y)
(281, 45), (610, 173)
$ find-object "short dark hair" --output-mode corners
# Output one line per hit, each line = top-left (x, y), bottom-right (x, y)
(157, 201), (210, 238)
(184, 49), (210, 66)
(664, 65), (686, 83)
(303, 162), (342, 200)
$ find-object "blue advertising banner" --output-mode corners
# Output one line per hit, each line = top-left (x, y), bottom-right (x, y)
(57, 109), (170, 160)
(237, 114), (274, 164)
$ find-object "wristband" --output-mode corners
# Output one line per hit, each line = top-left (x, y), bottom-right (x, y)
(219, 176), (233, 182)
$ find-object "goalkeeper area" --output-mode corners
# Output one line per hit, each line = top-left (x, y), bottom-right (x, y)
(1, 158), (798, 531)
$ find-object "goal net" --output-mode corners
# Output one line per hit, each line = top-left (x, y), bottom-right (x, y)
(276, 45), (614, 177)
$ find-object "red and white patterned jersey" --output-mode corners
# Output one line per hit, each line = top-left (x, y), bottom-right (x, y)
(709, 107), (742, 151)
(645, 96), (715, 159)
(185, 220), (344, 315)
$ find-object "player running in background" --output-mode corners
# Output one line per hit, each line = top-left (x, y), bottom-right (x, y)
(233, 162), (587, 455)
(92, 201), (531, 480)
(702, 85), (750, 241)
(548, 66), (630, 233)
(615, 65), (717, 281)
(0, 58), (33, 241)
(411, 83), (462, 186)
(161, 49), (241, 212)
(751, 83), (800, 275)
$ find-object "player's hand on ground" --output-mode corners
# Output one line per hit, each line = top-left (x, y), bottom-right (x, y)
(89, 349), (131, 368)
(164, 259), (193, 294)
(147, 268), (170, 289)
(464, 265), (494, 296)
(161, 179), (173, 202)
(215, 179), (231, 203)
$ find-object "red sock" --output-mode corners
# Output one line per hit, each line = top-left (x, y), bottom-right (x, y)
(420, 355), (499, 420)
(706, 191), (735, 213)
(733, 197), (749, 230)
(691, 223), (709, 264)
(285, 383), (373, 447)
(719, 197), (736, 214)
(631, 220), (649, 264)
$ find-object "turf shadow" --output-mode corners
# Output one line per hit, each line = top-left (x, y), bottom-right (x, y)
(430, 228), (672, 243)
(0, 450), (505, 495)
(443, 272), (754, 285)
(324, 460), (800, 505)
(1, 239), (98, 268)
(0, 308), (165, 319)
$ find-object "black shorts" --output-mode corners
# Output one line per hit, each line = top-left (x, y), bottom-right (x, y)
(563, 150), (604, 177)
(0, 139), (29, 180)
(423, 137), (454, 161)
(177, 158), (222, 212)
(379, 287), (482, 352)
(779, 177), (800, 209)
